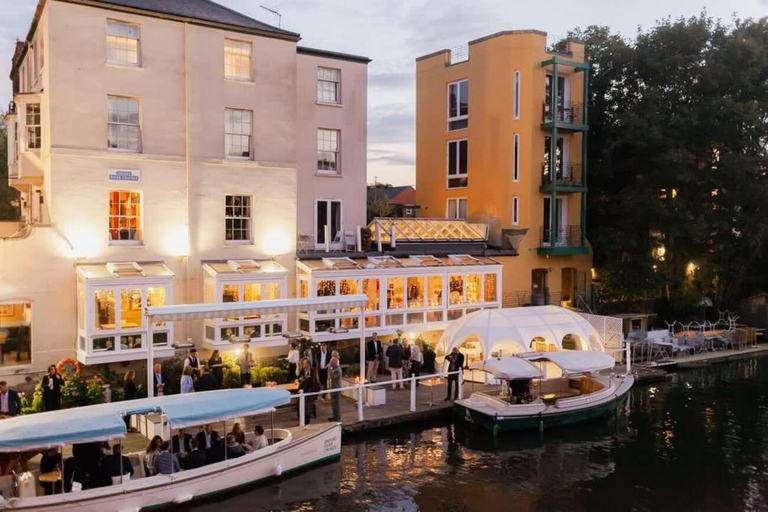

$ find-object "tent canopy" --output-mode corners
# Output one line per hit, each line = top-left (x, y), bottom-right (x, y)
(146, 294), (368, 321)
(469, 357), (542, 379)
(0, 388), (290, 452)
(524, 351), (616, 374)
(436, 306), (605, 360)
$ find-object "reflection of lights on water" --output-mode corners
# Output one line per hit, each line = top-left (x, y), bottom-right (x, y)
(684, 382), (693, 389)
(649, 387), (658, 397)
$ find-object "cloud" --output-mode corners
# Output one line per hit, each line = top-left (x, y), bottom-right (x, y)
(367, 103), (414, 144)
(369, 71), (414, 90)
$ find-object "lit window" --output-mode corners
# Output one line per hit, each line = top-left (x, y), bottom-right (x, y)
(317, 280), (336, 297)
(225, 108), (252, 158)
(484, 274), (498, 302)
(407, 277), (424, 308)
(108, 191), (141, 243)
(0, 303), (32, 366)
(120, 289), (143, 328)
(147, 287), (166, 326)
(222, 284), (239, 302)
(513, 70), (521, 119)
(225, 194), (252, 243)
(466, 274), (481, 303)
(512, 196), (519, 225)
(107, 96), (141, 151)
(387, 278), (404, 309)
(106, 20), (140, 66)
(94, 290), (116, 330)
(427, 276), (443, 307)
(363, 278), (379, 311)
(447, 139), (467, 188)
(317, 129), (340, 173)
(224, 39), (251, 80)
(25, 103), (41, 150)
(448, 80), (468, 130)
(447, 198), (467, 220)
(449, 275), (464, 305)
(317, 67), (340, 103)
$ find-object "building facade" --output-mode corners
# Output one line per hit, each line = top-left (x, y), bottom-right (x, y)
(415, 31), (593, 311)
(1, 0), (368, 377)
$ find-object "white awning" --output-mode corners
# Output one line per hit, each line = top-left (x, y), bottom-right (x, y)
(146, 295), (368, 322)
(524, 351), (616, 374)
(470, 357), (541, 379)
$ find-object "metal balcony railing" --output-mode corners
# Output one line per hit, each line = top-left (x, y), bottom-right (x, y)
(541, 162), (583, 187)
(542, 101), (584, 125)
(540, 225), (583, 247)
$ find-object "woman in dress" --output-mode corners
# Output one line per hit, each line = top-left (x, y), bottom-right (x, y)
(180, 366), (195, 394)
(145, 436), (162, 476)
(208, 349), (223, 388)
(123, 370), (138, 400)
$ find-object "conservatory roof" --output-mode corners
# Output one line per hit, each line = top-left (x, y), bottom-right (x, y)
(299, 254), (500, 272)
(203, 260), (287, 275)
(77, 262), (174, 280)
(368, 218), (488, 243)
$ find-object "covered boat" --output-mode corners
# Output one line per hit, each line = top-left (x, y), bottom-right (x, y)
(454, 351), (633, 434)
(0, 388), (341, 511)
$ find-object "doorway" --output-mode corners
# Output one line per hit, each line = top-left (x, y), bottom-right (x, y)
(561, 268), (576, 307)
(531, 269), (549, 306)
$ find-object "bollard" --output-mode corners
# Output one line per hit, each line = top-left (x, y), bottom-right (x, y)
(625, 341), (632, 375)
(357, 385), (364, 421)
(410, 375), (416, 412)
(299, 391), (305, 428)
(458, 371), (464, 400)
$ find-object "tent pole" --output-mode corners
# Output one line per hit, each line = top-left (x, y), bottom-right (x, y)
(147, 318), (154, 398)
(271, 411), (274, 446)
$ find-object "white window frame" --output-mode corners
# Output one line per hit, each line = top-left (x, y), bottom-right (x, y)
(108, 190), (142, 245)
(317, 67), (341, 104)
(317, 128), (341, 174)
(512, 196), (519, 225)
(447, 139), (468, 189)
(224, 194), (253, 244)
(447, 79), (468, 131)
(514, 70), (521, 119)
(25, 102), (41, 151)
(107, 96), (141, 152)
(224, 39), (252, 81)
(224, 108), (253, 159)
(315, 198), (343, 249)
(447, 198), (468, 220)
(106, 19), (141, 67)
(513, 133), (520, 182)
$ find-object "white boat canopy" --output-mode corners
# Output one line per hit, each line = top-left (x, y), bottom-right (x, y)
(525, 351), (617, 374)
(469, 357), (542, 380)
(436, 306), (605, 359)
(0, 388), (290, 453)
(146, 294), (368, 322)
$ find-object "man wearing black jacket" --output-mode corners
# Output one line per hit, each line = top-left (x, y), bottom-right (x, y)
(0, 381), (22, 417)
(171, 428), (193, 458)
(366, 333), (382, 383)
(194, 366), (217, 392)
(445, 347), (465, 401)
(182, 438), (207, 470)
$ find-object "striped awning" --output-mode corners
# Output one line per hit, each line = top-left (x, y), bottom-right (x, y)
(145, 294), (368, 321)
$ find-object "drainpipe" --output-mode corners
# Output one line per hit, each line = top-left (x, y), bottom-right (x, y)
(581, 65), (588, 247)
(548, 62), (558, 248)
(183, 22), (191, 340)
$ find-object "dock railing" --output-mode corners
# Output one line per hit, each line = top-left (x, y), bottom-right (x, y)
(291, 370), (464, 428)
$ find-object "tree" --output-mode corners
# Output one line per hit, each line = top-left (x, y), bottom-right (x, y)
(572, 16), (768, 316)
(367, 184), (395, 222)
(0, 115), (20, 220)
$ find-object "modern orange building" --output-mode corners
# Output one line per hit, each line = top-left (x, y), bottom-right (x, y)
(416, 30), (593, 309)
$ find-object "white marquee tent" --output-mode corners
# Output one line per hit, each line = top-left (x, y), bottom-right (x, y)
(436, 306), (605, 360)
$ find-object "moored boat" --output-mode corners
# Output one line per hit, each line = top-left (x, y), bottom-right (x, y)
(0, 388), (340, 511)
(454, 351), (633, 434)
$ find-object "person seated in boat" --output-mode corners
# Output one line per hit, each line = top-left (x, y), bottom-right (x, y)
(509, 379), (534, 404)
(100, 444), (133, 483)
(145, 436), (163, 477)
(225, 434), (246, 459)
(196, 424), (220, 451)
(73, 441), (104, 488)
(172, 428), (193, 460)
(230, 422), (246, 444)
(154, 441), (180, 475)
(182, 438), (207, 470)
(39, 448), (62, 495)
(252, 425), (269, 450)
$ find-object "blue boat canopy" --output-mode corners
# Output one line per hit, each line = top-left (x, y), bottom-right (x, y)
(0, 388), (290, 452)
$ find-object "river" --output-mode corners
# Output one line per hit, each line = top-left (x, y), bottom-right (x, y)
(187, 356), (768, 511)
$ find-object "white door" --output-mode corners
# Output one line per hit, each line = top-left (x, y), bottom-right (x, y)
(315, 199), (342, 249)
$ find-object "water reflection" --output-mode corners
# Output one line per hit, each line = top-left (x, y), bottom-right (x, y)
(188, 357), (768, 511)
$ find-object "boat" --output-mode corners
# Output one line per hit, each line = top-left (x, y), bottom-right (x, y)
(0, 388), (341, 511)
(454, 351), (634, 434)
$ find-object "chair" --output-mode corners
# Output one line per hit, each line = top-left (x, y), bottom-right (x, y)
(343, 229), (357, 252)
(330, 230), (345, 253)
(296, 234), (313, 254)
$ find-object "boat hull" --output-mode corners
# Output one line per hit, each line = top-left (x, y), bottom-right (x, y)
(454, 375), (634, 434)
(4, 423), (341, 511)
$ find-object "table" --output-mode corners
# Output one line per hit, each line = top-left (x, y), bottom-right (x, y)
(420, 377), (443, 407)
(38, 470), (61, 483)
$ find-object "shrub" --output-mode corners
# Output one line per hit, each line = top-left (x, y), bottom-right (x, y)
(20, 383), (42, 415)
(222, 353), (241, 388)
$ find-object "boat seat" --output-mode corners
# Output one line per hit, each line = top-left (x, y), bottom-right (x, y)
(128, 452), (145, 479)
(111, 474), (131, 485)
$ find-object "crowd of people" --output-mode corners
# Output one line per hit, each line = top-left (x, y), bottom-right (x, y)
(145, 423), (269, 476)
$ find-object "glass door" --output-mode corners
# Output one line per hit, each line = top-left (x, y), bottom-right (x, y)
(542, 197), (564, 246)
(315, 200), (342, 249)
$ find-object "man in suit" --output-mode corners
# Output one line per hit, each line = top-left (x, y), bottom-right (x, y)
(0, 381), (22, 417)
(194, 366), (217, 392)
(366, 332), (382, 383)
(153, 363), (168, 396)
(171, 428), (192, 459)
(445, 347), (465, 401)
(182, 438), (207, 470)
(99, 444), (133, 479)
(196, 424), (220, 451)
(315, 344), (332, 397)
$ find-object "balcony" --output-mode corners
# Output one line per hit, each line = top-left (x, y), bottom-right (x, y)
(538, 225), (588, 256)
(540, 162), (584, 191)
(541, 102), (587, 131)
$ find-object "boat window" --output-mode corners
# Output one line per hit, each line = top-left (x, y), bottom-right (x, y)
(562, 334), (584, 350)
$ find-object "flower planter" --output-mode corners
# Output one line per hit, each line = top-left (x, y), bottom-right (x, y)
(341, 379), (387, 406)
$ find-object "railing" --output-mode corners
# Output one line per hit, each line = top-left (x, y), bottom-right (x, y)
(540, 225), (584, 247)
(542, 101), (584, 125)
(291, 370), (464, 428)
(541, 162), (583, 187)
